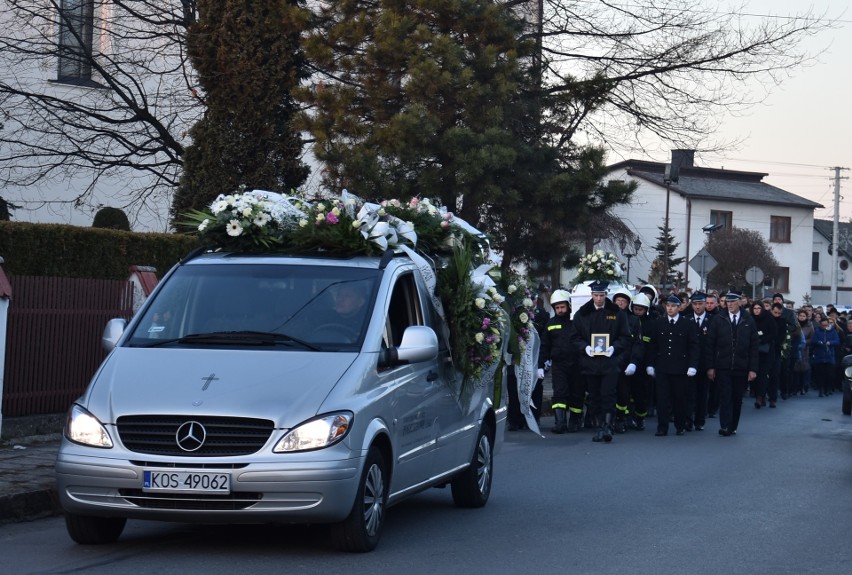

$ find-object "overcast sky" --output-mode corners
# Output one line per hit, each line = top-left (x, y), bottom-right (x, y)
(613, 1), (851, 223)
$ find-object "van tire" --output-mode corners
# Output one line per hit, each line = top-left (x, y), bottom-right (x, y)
(331, 446), (387, 552)
(65, 513), (126, 544)
(451, 422), (493, 508)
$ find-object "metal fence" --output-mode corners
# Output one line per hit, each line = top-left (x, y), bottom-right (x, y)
(2, 276), (134, 417)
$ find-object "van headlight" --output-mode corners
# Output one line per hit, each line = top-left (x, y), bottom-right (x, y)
(65, 404), (114, 448)
(273, 412), (353, 452)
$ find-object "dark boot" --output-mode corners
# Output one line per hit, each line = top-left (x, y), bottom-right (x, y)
(551, 408), (568, 434)
(613, 413), (627, 434)
(593, 413), (614, 443)
(566, 411), (582, 433)
(602, 412), (614, 442)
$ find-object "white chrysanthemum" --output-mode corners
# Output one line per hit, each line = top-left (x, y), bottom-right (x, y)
(316, 202), (326, 212)
(475, 298), (486, 309)
(519, 312), (529, 324)
(226, 220), (243, 237)
(211, 200), (229, 215)
(332, 206), (341, 216)
(198, 218), (210, 232)
(242, 207), (253, 218)
(523, 298), (533, 308)
(475, 332), (485, 343)
(352, 220), (362, 228)
(299, 219), (308, 227)
(508, 284), (517, 294)
(316, 213), (325, 222)
(253, 212), (270, 227)
(607, 269), (614, 275)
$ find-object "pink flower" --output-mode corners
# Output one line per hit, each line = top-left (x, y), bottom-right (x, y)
(326, 212), (339, 224)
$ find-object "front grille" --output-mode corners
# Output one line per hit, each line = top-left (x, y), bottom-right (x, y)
(119, 489), (262, 510)
(117, 415), (275, 457)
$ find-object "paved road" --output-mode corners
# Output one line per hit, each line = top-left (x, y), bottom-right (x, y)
(1, 395), (849, 575)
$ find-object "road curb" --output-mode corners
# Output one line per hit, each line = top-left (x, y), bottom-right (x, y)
(0, 487), (62, 523)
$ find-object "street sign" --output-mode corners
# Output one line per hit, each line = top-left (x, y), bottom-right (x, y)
(689, 248), (718, 276)
(745, 266), (764, 285)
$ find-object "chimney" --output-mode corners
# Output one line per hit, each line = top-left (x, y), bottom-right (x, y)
(665, 149), (695, 183)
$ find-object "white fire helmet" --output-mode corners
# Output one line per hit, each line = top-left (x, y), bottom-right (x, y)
(550, 289), (571, 306)
(639, 284), (658, 303)
(612, 287), (633, 304)
(632, 293), (651, 309)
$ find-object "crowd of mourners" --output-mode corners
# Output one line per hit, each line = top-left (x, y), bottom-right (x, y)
(506, 282), (851, 441)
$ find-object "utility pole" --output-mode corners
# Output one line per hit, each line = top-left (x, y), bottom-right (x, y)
(830, 166), (850, 305)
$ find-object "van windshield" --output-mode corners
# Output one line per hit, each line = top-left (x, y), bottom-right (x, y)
(126, 263), (379, 351)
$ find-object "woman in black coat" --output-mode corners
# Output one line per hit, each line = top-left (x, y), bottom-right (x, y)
(750, 302), (776, 408)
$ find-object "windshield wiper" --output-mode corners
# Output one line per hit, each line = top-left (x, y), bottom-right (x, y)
(136, 331), (321, 351)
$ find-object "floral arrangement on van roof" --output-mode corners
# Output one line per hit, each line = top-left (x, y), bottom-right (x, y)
(183, 187), (469, 257)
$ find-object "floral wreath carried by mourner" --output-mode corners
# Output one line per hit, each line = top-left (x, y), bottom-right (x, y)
(183, 187), (537, 387)
(572, 250), (625, 285)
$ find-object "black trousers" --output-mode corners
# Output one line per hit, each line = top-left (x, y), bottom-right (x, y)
(655, 372), (688, 432)
(586, 372), (618, 422)
(716, 369), (748, 432)
(687, 370), (710, 427)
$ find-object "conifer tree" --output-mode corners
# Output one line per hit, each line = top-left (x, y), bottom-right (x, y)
(649, 222), (686, 291)
(172, 0), (311, 220)
(298, 0), (525, 227)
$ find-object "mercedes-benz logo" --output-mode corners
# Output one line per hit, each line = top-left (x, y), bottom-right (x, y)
(175, 421), (206, 452)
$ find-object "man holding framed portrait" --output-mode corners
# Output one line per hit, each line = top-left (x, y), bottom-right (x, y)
(571, 280), (632, 442)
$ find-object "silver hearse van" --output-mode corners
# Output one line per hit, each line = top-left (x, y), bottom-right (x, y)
(56, 250), (506, 552)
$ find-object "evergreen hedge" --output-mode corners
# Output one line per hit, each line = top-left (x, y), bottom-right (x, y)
(0, 221), (199, 279)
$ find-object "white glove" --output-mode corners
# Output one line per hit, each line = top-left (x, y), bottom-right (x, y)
(605, 346), (614, 357)
(624, 363), (636, 376)
(687, 367), (697, 377)
(646, 366), (655, 377)
(585, 346), (594, 357)
(536, 368), (545, 380)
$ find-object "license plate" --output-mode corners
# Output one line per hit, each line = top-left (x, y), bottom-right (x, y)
(143, 470), (231, 494)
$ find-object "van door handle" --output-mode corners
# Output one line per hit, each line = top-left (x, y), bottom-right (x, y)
(426, 370), (439, 382)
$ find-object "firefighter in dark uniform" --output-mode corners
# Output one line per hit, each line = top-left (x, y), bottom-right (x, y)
(611, 287), (643, 433)
(537, 289), (578, 434)
(570, 280), (632, 442)
(684, 291), (712, 430)
(645, 294), (700, 435)
(706, 290), (759, 436)
(629, 292), (654, 430)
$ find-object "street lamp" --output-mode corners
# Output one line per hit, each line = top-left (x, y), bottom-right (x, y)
(619, 237), (642, 286)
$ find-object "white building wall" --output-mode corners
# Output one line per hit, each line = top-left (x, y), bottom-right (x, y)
(605, 168), (816, 305)
(810, 230), (852, 307)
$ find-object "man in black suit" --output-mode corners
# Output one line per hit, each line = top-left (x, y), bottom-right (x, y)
(706, 290), (759, 436)
(684, 291), (712, 430)
(645, 294), (700, 436)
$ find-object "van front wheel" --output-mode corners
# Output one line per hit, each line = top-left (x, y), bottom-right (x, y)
(451, 422), (493, 508)
(331, 446), (387, 552)
(65, 512), (126, 544)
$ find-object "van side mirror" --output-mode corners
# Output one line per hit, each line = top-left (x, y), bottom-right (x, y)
(379, 325), (439, 368)
(102, 318), (128, 352)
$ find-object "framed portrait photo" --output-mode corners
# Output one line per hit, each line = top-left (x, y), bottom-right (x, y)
(591, 333), (610, 355)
